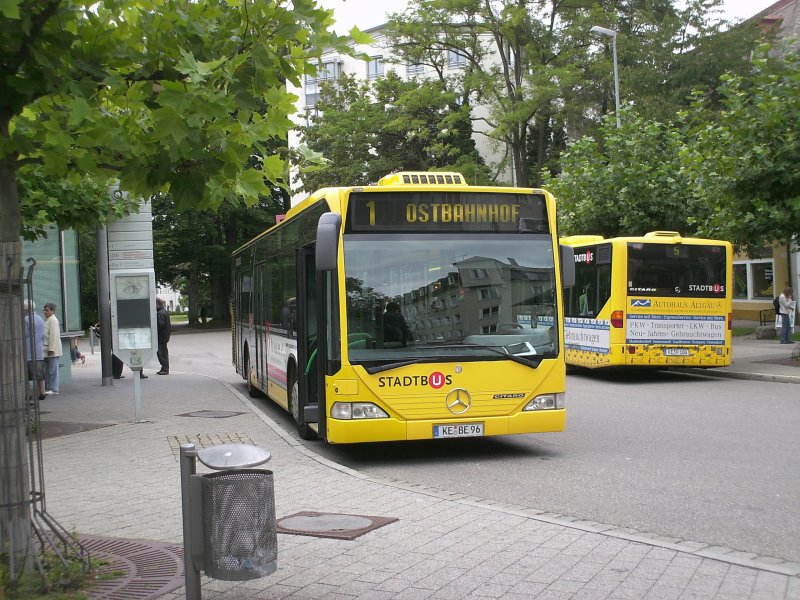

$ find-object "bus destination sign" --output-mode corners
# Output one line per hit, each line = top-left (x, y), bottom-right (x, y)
(346, 191), (549, 233)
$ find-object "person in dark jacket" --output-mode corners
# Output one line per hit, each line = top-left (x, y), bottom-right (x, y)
(383, 302), (412, 347)
(156, 298), (172, 374)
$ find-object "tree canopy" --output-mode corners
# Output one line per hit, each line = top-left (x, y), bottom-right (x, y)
(381, 0), (759, 187)
(547, 49), (800, 252)
(685, 51), (800, 251)
(299, 71), (491, 190)
(1, 0), (357, 243)
(543, 109), (697, 237)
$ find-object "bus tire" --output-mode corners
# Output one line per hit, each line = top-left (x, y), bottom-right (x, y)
(244, 349), (261, 398)
(289, 374), (316, 440)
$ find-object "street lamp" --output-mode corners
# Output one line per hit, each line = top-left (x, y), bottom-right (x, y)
(590, 25), (620, 129)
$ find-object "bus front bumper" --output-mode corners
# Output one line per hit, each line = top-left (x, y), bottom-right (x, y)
(324, 409), (566, 444)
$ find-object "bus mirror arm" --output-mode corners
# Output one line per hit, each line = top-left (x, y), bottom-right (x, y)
(316, 213), (342, 271)
(560, 245), (576, 288)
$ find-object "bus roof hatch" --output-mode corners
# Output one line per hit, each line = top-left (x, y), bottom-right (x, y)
(376, 172), (468, 186)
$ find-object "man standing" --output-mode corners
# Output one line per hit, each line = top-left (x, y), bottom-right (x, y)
(43, 302), (62, 395)
(156, 297), (171, 374)
(23, 300), (46, 400)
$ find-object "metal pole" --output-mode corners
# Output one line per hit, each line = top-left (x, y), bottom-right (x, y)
(180, 444), (202, 600)
(611, 35), (621, 129)
(96, 226), (113, 385)
(133, 369), (143, 423)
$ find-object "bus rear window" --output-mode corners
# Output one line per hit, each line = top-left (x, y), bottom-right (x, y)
(346, 191), (549, 233)
(627, 243), (727, 298)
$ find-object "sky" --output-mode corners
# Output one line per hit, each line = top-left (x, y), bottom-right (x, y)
(321, 0), (779, 35)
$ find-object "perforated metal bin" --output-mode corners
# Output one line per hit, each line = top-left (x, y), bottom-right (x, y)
(193, 468), (277, 581)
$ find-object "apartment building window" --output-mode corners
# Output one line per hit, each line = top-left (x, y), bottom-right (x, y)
(407, 62), (425, 75)
(305, 60), (341, 107)
(447, 50), (467, 68)
(479, 287), (499, 300)
(733, 259), (774, 300)
(367, 56), (384, 79)
(480, 306), (499, 319)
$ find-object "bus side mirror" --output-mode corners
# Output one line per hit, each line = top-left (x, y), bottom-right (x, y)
(560, 245), (575, 288)
(316, 213), (342, 271)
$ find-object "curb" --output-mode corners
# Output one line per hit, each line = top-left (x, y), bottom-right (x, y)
(680, 368), (800, 385)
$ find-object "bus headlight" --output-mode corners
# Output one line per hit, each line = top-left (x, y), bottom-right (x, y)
(523, 393), (565, 411)
(331, 402), (389, 420)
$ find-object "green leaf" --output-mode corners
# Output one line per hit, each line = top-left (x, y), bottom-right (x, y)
(0, 0), (20, 18)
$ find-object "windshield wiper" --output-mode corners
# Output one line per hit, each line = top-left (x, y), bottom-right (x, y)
(364, 358), (430, 375)
(415, 344), (542, 368)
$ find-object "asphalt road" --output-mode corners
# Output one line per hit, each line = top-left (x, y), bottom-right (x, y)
(173, 328), (800, 564)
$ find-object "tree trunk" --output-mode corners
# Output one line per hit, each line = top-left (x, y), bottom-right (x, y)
(0, 148), (33, 572)
(187, 256), (200, 326)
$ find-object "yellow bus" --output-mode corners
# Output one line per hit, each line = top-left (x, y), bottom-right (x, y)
(561, 231), (732, 369)
(232, 172), (575, 443)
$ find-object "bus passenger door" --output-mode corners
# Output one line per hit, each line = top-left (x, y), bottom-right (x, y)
(296, 246), (323, 440)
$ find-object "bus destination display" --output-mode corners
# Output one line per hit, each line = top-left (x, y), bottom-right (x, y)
(346, 192), (549, 233)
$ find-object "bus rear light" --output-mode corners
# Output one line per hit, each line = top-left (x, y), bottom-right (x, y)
(728, 313), (732, 330)
(611, 310), (624, 328)
(331, 402), (389, 420)
(523, 393), (565, 411)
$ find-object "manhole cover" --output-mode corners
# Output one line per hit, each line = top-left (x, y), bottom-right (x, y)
(39, 422), (114, 439)
(177, 410), (247, 418)
(277, 511), (398, 540)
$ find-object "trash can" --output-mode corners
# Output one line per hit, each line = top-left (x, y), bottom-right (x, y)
(181, 442), (277, 594)
(198, 469), (277, 580)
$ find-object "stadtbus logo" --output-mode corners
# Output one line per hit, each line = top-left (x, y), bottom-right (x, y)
(688, 284), (725, 293)
(377, 372), (454, 388)
(574, 250), (594, 264)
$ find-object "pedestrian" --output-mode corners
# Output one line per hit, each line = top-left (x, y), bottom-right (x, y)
(156, 297), (171, 374)
(23, 299), (47, 400)
(383, 301), (412, 347)
(70, 337), (86, 364)
(777, 287), (796, 344)
(43, 302), (62, 395)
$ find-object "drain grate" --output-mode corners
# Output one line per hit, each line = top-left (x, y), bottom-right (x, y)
(177, 410), (247, 418)
(277, 511), (398, 540)
(81, 535), (184, 600)
(39, 422), (114, 439)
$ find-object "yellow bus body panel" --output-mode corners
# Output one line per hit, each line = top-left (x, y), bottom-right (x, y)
(324, 358), (566, 444)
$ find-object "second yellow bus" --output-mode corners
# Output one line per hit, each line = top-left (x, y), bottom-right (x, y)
(561, 231), (732, 369)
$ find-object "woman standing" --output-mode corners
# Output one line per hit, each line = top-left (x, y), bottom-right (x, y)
(778, 287), (796, 344)
(43, 302), (62, 395)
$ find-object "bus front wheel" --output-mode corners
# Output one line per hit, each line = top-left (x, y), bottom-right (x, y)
(289, 377), (316, 440)
(244, 350), (261, 398)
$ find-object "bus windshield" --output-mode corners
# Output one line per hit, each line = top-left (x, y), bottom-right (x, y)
(627, 243), (727, 298)
(343, 234), (558, 367)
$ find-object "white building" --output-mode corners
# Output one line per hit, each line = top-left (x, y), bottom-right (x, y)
(156, 284), (184, 312)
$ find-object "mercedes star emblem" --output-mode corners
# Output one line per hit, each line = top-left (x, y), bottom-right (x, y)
(445, 388), (472, 414)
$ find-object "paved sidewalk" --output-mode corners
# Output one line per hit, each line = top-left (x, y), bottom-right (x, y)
(37, 334), (800, 599)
